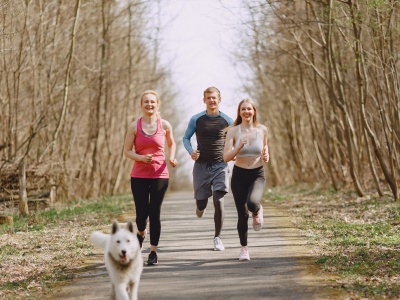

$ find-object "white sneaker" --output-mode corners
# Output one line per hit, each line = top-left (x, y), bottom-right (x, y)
(196, 208), (206, 218)
(213, 237), (225, 251)
(252, 205), (264, 231)
(239, 246), (250, 261)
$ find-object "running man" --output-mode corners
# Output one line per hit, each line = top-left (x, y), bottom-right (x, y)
(183, 86), (233, 251)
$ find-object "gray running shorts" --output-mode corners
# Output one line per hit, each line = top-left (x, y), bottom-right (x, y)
(193, 161), (229, 200)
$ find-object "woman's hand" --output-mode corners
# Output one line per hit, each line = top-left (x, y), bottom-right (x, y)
(262, 146), (269, 163)
(238, 138), (246, 149)
(142, 154), (153, 163)
(170, 158), (178, 168)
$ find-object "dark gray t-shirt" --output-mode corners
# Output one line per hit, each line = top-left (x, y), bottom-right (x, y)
(183, 111), (233, 163)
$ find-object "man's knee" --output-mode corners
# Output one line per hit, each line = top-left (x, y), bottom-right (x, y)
(196, 199), (208, 211)
(212, 191), (225, 209)
(213, 190), (226, 199)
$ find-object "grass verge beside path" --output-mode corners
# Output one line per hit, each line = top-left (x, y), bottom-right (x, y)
(0, 194), (135, 300)
(1, 187), (399, 299)
(268, 185), (400, 300)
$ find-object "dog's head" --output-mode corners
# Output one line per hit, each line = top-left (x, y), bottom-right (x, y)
(108, 220), (140, 265)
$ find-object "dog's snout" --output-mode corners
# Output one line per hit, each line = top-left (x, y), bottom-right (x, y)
(121, 250), (126, 256)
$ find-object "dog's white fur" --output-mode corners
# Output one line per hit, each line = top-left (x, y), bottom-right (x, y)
(90, 220), (143, 300)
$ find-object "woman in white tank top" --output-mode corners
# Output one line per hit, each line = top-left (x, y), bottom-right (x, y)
(223, 99), (270, 261)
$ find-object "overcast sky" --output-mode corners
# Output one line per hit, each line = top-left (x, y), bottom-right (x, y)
(152, 0), (250, 173)
(157, 0), (247, 120)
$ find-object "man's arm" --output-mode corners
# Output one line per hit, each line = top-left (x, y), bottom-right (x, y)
(182, 116), (197, 154)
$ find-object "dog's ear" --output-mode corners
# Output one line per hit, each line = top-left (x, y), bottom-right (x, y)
(126, 220), (134, 234)
(111, 220), (119, 234)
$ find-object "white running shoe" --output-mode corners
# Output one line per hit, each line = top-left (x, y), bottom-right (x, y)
(252, 205), (264, 231)
(239, 246), (250, 261)
(213, 237), (225, 251)
(196, 208), (206, 218)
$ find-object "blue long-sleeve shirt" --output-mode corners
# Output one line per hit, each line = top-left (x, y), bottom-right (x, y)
(183, 111), (233, 163)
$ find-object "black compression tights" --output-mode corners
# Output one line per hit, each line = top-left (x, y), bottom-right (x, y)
(196, 190), (225, 237)
(231, 166), (265, 246)
(131, 177), (169, 247)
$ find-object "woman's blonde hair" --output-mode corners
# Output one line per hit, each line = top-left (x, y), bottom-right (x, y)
(140, 90), (160, 106)
(140, 90), (161, 116)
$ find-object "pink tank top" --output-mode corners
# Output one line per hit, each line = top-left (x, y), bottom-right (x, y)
(130, 117), (169, 178)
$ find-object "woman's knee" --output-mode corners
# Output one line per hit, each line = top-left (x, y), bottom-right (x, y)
(237, 210), (249, 222)
(136, 218), (147, 230)
(247, 200), (259, 213)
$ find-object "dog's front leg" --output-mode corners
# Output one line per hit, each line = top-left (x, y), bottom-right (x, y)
(114, 284), (130, 300)
(129, 281), (139, 300)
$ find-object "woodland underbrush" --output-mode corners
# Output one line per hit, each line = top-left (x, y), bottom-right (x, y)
(269, 184), (400, 300)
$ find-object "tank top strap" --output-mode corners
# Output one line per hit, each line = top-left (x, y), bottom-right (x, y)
(137, 118), (143, 133)
(157, 117), (163, 132)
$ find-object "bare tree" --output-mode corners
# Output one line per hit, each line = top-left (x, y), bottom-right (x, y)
(235, 0), (399, 199)
(0, 0), (181, 203)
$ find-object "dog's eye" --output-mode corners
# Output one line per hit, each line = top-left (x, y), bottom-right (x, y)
(117, 240), (120, 243)
(127, 239), (130, 243)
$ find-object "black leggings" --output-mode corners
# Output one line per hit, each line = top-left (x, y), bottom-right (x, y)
(231, 166), (265, 246)
(131, 177), (169, 246)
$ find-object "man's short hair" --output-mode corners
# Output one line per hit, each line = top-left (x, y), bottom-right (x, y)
(203, 86), (221, 98)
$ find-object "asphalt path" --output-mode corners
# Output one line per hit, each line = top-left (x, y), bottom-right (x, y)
(53, 191), (348, 300)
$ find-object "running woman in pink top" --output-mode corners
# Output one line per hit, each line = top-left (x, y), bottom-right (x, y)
(124, 90), (177, 266)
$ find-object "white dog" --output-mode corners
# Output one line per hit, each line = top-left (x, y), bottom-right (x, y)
(90, 220), (143, 300)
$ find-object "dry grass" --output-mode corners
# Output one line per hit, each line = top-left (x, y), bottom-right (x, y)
(1, 187), (399, 299)
(0, 194), (133, 299)
(267, 184), (400, 300)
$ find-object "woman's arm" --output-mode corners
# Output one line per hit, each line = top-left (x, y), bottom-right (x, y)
(261, 125), (269, 163)
(223, 126), (243, 162)
(163, 119), (178, 168)
(123, 121), (151, 163)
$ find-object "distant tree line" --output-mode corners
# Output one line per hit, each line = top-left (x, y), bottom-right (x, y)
(238, 0), (399, 199)
(0, 0), (179, 203)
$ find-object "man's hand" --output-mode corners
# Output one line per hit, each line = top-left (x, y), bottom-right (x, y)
(190, 150), (200, 161)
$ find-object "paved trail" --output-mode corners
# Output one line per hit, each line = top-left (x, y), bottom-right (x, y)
(53, 191), (347, 300)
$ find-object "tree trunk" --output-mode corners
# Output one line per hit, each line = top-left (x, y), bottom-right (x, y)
(18, 160), (29, 216)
